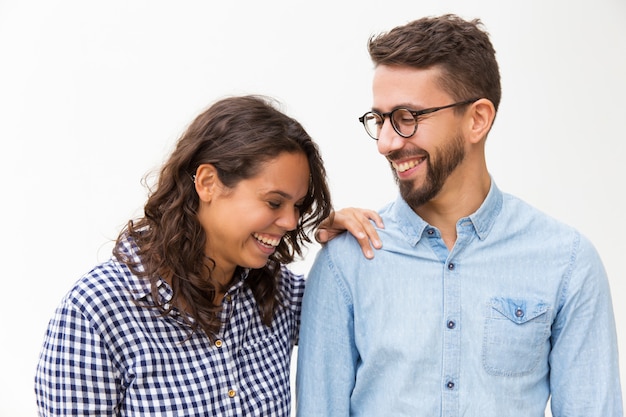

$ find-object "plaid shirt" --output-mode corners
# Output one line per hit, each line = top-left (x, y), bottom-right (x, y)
(35, 236), (304, 416)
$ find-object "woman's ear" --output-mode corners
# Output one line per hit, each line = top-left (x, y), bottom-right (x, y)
(466, 98), (496, 144)
(194, 164), (220, 202)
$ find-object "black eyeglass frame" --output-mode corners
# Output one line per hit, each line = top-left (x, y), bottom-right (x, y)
(358, 97), (480, 140)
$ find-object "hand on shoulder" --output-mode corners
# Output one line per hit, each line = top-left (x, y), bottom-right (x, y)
(315, 207), (384, 259)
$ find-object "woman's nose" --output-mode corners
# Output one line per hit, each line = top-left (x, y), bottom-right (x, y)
(276, 206), (299, 231)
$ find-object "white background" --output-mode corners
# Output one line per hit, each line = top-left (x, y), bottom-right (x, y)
(1, 1), (625, 415)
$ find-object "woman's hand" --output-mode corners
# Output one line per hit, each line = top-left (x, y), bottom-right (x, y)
(315, 208), (384, 259)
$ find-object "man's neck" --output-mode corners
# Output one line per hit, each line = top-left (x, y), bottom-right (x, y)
(415, 171), (491, 250)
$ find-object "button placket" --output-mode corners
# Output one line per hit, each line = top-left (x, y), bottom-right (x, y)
(442, 254), (460, 412)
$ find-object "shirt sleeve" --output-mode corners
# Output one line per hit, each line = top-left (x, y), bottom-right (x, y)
(549, 234), (623, 416)
(35, 296), (122, 416)
(296, 247), (358, 416)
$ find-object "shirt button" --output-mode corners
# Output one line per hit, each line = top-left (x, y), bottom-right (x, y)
(515, 308), (524, 318)
(447, 320), (456, 329)
(226, 295), (232, 302)
(215, 340), (223, 348)
(447, 263), (455, 270)
(427, 229), (435, 235)
(228, 389), (236, 398)
(447, 381), (455, 389)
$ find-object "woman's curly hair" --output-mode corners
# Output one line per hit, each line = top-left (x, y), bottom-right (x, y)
(114, 95), (332, 340)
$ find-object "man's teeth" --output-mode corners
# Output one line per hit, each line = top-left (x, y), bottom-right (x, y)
(393, 159), (420, 173)
(253, 233), (280, 247)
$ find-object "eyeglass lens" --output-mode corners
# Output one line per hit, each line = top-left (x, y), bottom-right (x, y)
(363, 108), (417, 140)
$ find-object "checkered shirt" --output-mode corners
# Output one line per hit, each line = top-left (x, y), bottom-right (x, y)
(35, 236), (304, 416)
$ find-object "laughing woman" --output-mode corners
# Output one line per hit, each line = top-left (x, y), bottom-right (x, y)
(34, 95), (381, 416)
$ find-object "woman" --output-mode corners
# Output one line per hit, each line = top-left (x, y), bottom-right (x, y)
(34, 95), (381, 416)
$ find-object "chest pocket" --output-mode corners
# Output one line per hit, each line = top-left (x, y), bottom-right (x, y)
(482, 297), (552, 377)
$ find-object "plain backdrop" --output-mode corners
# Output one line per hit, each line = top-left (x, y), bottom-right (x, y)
(1, 1), (625, 415)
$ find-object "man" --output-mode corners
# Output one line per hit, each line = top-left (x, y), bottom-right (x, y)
(296, 14), (622, 416)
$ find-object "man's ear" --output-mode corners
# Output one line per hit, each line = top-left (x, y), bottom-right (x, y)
(194, 164), (220, 202)
(466, 98), (496, 144)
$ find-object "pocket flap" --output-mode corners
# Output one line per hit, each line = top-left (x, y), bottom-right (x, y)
(489, 297), (550, 324)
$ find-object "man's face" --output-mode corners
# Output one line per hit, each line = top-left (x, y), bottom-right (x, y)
(372, 65), (467, 209)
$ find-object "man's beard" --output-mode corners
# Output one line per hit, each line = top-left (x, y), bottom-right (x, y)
(393, 133), (466, 210)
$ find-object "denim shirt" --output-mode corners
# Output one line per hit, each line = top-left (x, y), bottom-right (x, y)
(296, 181), (622, 417)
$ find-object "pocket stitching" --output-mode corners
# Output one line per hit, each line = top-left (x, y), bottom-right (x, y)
(482, 298), (551, 377)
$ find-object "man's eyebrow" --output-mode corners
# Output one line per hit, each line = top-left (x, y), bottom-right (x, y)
(371, 102), (423, 112)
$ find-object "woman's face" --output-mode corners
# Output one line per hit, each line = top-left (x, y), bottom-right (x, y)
(196, 151), (310, 281)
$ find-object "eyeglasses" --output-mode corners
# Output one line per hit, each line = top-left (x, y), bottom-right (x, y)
(358, 98), (480, 140)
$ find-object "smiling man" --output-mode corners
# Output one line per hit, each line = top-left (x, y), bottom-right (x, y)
(296, 14), (623, 417)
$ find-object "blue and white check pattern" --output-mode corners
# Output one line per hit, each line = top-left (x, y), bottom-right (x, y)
(35, 237), (304, 416)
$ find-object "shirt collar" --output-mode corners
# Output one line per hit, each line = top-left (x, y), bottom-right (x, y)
(390, 177), (503, 244)
(467, 178), (502, 240)
(391, 196), (429, 246)
(113, 235), (170, 303)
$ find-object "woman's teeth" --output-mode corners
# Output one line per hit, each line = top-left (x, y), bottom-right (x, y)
(253, 233), (280, 247)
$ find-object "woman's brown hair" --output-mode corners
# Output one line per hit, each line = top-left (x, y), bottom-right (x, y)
(114, 95), (332, 340)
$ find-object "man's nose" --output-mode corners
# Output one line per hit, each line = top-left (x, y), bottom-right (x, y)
(376, 118), (405, 155)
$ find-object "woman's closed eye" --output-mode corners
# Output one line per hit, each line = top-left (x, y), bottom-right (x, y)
(267, 200), (305, 215)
